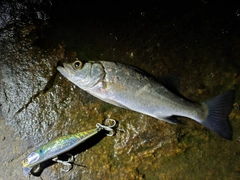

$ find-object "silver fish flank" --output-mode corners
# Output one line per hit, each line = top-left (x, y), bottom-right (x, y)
(57, 60), (235, 140)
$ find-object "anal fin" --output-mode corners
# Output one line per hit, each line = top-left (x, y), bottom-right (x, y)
(161, 116), (182, 124)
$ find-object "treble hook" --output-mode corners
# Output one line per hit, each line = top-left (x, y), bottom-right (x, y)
(96, 118), (117, 136)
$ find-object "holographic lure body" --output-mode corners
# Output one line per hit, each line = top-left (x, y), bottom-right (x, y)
(22, 119), (116, 176)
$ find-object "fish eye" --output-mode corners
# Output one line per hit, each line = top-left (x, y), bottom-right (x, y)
(73, 60), (82, 70)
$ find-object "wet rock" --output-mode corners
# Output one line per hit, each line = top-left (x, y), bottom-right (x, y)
(0, 41), (62, 141)
(1, 1), (240, 180)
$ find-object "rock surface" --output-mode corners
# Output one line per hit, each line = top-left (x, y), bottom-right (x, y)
(1, 1), (240, 180)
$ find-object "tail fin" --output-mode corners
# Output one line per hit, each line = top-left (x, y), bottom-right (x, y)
(201, 90), (235, 140)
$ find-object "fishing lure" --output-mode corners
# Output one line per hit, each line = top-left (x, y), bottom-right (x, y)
(22, 119), (117, 176)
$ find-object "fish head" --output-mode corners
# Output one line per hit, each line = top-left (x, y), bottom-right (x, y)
(57, 60), (104, 89)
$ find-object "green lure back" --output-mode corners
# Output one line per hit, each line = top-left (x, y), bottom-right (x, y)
(22, 119), (116, 176)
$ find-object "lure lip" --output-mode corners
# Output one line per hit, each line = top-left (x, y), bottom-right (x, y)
(22, 166), (32, 176)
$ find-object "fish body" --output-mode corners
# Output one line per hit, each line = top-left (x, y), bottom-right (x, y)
(22, 128), (98, 176)
(57, 60), (235, 140)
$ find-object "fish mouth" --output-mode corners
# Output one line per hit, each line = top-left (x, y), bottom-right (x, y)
(57, 63), (74, 78)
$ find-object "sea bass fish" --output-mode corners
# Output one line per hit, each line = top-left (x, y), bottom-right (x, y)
(57, 60), (235, 140)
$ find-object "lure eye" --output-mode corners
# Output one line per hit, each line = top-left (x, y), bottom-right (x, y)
(73, 60), (82, 70)
(22, 158), (29, 165)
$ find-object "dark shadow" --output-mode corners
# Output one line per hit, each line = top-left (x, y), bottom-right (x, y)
(30, 130), (107, 177)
